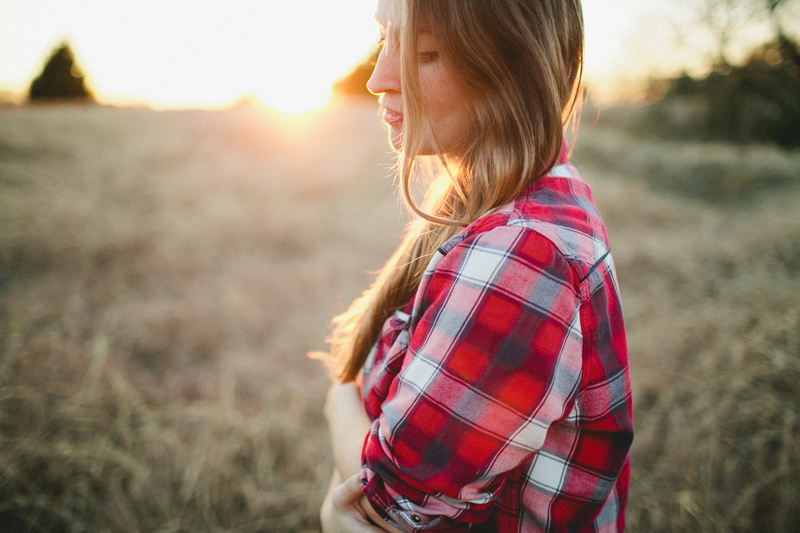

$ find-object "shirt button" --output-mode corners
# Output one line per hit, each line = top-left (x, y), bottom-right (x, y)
(411, 514), (422, 524)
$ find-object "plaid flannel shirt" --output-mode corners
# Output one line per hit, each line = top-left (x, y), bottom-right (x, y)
(358, 151), (633, 532)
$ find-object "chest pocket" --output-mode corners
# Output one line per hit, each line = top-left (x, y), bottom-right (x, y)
(362, 309), (411, 421)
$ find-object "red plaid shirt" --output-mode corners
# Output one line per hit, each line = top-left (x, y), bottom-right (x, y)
(358, 151), (633, 532)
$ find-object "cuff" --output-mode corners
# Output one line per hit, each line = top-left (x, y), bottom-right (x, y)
(361, 467), (469, 532)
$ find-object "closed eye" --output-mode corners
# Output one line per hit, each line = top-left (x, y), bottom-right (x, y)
(419, 51), (439, 63)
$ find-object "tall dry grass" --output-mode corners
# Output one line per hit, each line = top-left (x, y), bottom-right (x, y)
(0, 102), (404, 532)
(0, 101), (798, 531)
(575, 121), (800, 531)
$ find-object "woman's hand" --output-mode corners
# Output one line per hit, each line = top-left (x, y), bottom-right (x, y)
(324, 385), (405, 532)
(321, 472), (385, 533)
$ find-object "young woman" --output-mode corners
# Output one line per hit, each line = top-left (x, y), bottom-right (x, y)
(321, 0), (633, 531)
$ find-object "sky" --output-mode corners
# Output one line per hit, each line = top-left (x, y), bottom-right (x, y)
(0, 0), (793, 113)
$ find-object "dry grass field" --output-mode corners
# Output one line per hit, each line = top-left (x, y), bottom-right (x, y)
(0, 100), (798, 532)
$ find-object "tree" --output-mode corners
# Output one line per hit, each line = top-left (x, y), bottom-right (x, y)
(637, 0), (800, 146)
(29, 43), (94, 102)
(644, 37), (800, 146)
(766, 0), (800, 71)
(332, 48), (379, 99)
(680, 0), (799, 66)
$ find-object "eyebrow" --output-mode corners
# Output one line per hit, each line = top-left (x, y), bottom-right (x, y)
(375, 13), (390, 32)
(373, 13), (432, 36)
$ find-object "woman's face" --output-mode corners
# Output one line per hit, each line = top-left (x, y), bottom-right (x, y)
(367, 0), (473, 157)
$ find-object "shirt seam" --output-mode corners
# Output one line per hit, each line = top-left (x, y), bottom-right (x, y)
(579, 249), (611, 284)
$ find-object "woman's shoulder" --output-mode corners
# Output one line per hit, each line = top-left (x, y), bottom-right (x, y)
(445, 162), (611, 284)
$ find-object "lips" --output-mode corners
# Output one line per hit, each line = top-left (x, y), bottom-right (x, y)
(382, 106), (403, 126)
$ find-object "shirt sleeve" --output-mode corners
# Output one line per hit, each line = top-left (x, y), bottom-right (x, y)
(360, 225), (585, 531)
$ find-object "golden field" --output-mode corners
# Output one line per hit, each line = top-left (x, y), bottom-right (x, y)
(0, 101), (798, 532)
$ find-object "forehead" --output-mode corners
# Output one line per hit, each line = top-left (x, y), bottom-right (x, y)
(375, 0), (401, 27)
(376, 0), (433, 36)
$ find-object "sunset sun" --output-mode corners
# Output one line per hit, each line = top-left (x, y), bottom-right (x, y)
(3, 0), (795, 109)
(0, 0), (378, 112)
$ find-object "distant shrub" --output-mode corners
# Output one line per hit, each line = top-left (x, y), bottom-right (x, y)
(28, 43), (94, 102)
(574, 127), (800, 203)
(641, 39), (800, 147)
(332, 49), (379, 99)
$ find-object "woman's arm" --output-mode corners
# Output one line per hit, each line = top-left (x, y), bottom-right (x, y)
(322, 383), (382, 532)
(323, 382), (403, 533)
(325, 382), (371, 479)
(358, 227), (589, 529)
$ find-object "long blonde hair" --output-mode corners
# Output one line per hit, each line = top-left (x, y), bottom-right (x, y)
(328, 0), (584, 382)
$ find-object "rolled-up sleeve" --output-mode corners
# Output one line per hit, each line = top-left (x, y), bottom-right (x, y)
(360, 225), (584, 531)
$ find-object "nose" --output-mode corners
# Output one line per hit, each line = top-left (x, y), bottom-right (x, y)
(367, 41), (400, 96)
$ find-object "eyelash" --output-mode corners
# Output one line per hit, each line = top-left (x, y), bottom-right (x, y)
(376, 31), (438, 63)
(419, 51), (439, 63)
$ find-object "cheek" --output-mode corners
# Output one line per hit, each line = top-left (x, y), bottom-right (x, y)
(451, 106), (473, 137)
(424, 78), (472, 141)
(433, 96), (473, 144)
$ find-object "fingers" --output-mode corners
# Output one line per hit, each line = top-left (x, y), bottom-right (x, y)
(332, 474), (366, 506)
(321, 474), (386, 533)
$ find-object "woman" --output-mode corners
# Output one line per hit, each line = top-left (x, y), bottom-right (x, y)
(321, 0), (633, 531)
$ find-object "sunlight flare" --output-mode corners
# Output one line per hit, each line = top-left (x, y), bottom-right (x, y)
(0, 0), (377, 111)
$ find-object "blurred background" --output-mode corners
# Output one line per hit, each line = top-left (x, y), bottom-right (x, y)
(0, 1), (798, 531)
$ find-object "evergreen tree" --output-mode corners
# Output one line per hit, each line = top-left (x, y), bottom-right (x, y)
(29, 43), (94, 102)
